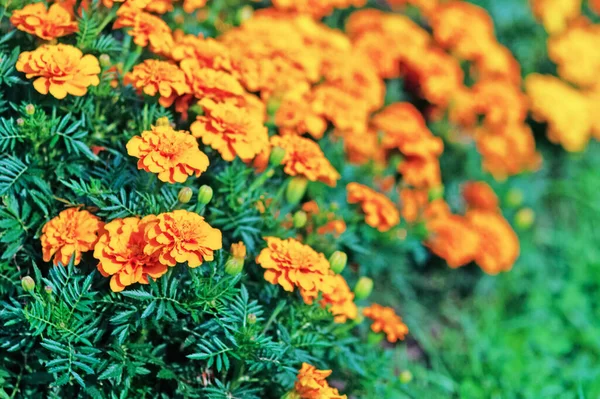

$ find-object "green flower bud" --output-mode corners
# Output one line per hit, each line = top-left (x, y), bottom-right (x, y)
(16, 118), (24, 126)
(45, 285), (53, 295)
(505, 188), (524, 208)
(25, 104), (35, 115)
(354, 277), (373, 300)
(286, 177), (308, 205)
(247, 313), (257, 325)
(21, 276), (35, 292)
(224, 257), (244, 275)
(197, 185), (213, 205)
(99, 54), (111, 67)
(292, 211), (308, 228)
(367, 330), (384, 344)
(328, 251), (347, 274)
(269, 146), (286, 166)
(155, 117), (170, 127)
(399, 370), (413, 384)
(515, 208), (535, 230)
(428, 185), (445, 201)
(178, 187), (193, 204)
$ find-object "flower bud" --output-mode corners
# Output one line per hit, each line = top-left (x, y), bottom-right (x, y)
(21, 276), (35, 292)
(178, 187), (193, 204)
(238, 5), (253, 22)
(269, 146), (286, 166)
(328, 251), (347, 274)
(292, 211), (307, 228)
(286, 177), (308, 205)
(99, 54), (111, 67)
(428, 185), (445, 201)
(515, 208), (535, 230)
(197, 185), (213, 205)
(367, 330), (384, 344)
(505, 188), (524, 208)
(156, 117), (170, 127)
(16, 118), (24, 126)
(25, 104), (35, 115)
(224, 257), (244, 275)
(281, 391), (301, 399)
(399, 370), (413, 384)
(45, 285), (53, 295)
(354, 277), (373, 300)
(247, 313), (257, 324)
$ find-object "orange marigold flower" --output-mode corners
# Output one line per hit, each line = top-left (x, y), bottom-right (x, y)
(398, 156), (442, 189)
(399, 188), (429, 224)
(270, 135), (341, 187)
(531, 0), (581, 34)
(316, 220), (346, 237)
(41, 208), (104, 266)
(114, 6), (174, 55)
(183, 0), (207, 13)
(472, 79), (528, 128)
(94, 216), (168, 292)
(425, 214), (480, 268)
(347, 183), (400, 232)
(10, 3), (77, 40)
(255, 237), (335, 303)
(272, 0), (365, 18)
(462, 181), (499, 212)
(525, 74), (592, 152)
(230, 241), (246, 260)
(340, 128), (387, 166)
(170, 33), (232, 71)
(473, 42), (521, 85)
(126, 119), (209, 183)
(467, 210), (519, 274)
(319, 274), (357, 323)
(363, 304), (409, 343)
(16, 44), (100, 99)
(144, 210), (222, 267)
(275, 93), (328, 140)
(180, 59), (245, 101)
(124, 60), (190, 108)
(190, 99), (269, 162)
(294, 363), (347, 399)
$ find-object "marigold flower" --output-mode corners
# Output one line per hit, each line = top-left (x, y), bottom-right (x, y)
(525, 74), (593, 152)
(190, 99), (268, 162)
(363, 304), (409, 343)
(310, 85), (370, 135)
(126, 120), (209, 183)
(398, 156), (442, 189)
(340, 128), (387, 166)
(170, 34), (232, 71)
(183, 0), (207, 13)
(472, 79), (528, 128)
(319, 274), (357, 323)
(271, 135), (340, 187)
(462, 182), (499, 212)
(294, 363), (346, 399)
(548, 22), (600, 88)
(10, 3), (77, 40)
(347, 183), (400, 232)
(94, 216), (167, 292)
(316, 220), (347, 237)
(473, 42), (521, 85)
(180, 60), (245, 102)
(272, 0), (365, 18)
(467, 210), (519, 274)
(531, 0), (581, 34)
(114, 6), (174, 55)
(256, 237), (335, 303)
(399, 188), (429, 224)
(16, 44), (100, 99)
(41, 208), (104, 266)
(144, 210), (222, 267)
(275, 93), (328, 140)
(425, 214), (480, 268)
(124, 60), (190, 108)
(230, 242), (246, 260)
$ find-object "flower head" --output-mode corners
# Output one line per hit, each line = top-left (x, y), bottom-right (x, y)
(462, 181), (499, 212)
(363, 304), (409, 343)
(190, 99), (268, 162)
(124, 60), (190, 108)
(319, 274), (357, 323)
(270, 135), (340, 186)
(293, 363), (347, 399)
(10, 3), (77, 40)
(256, 237), (335, 302)
(127, 120), (209, 184)
(347, 183), (400, 232)
(94, 216), (167, 292)
(41, 208), (104, 266)
(144, 210), (222, 267)
(16, 44), (100, 99)
(114, 6), (174, 55)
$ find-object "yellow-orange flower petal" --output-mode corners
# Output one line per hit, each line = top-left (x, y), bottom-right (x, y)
(347, 183), (400, 232)
(10, 3), (78, 40)
(363, 304), (409, 343)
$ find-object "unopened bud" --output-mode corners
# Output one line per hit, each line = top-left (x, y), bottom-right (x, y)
(367, 330), (384, 344)
(178, 187), (193, 204)
(399, 370), (413, 384)
(247, 313), (257, 324)
(292, 211), (307, 228)
(505, 188), (524, 208)
(197, 185), (213, 205)
(238, 5), (253, 23)
(25, 104), (35, 115)
(286, 177), (308, 205)
(45, 285), (53, 294)
(328, 251), (347, 274)
(155, 117), (170, 127)
(21, 276), (35, 292)
(269, 146), (286, 166)
(99, 54), (111, 67)
(224, 257), (244, 275)
(428, 185), (445, 201)
(515, 208), (535, 230)
(16, 118), (24, 126)
(354, 277), (373, 300)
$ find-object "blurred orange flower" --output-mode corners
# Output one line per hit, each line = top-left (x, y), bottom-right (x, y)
(294, 363), (346, 399)
(347, 183), (400, 232)
(462, 181), (499, 212)
(363, 304), (409, 343)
